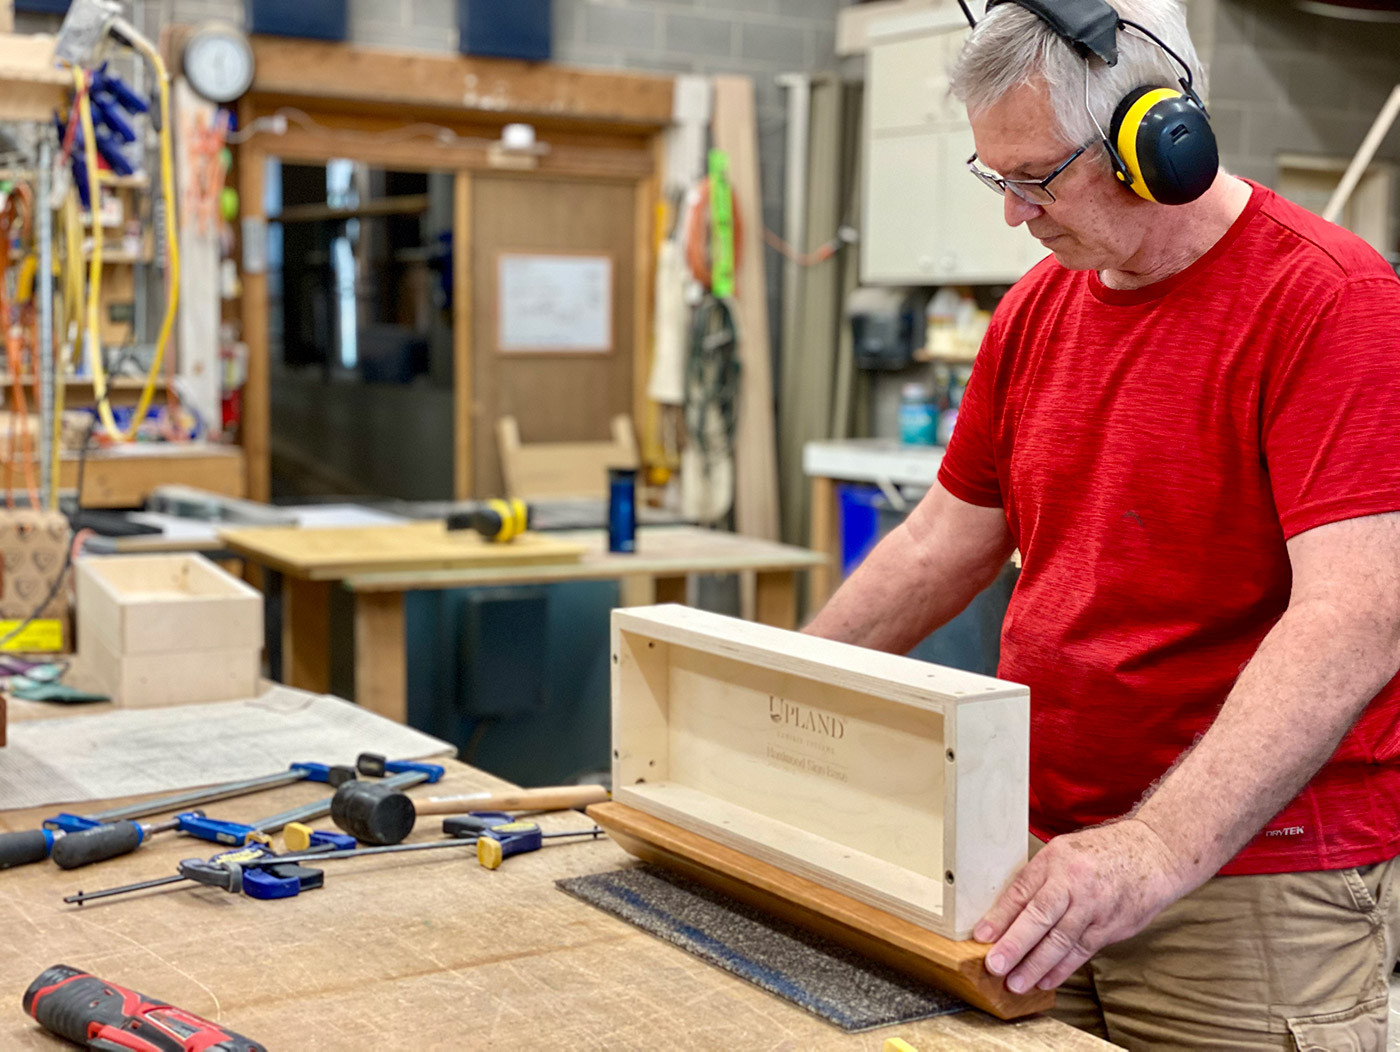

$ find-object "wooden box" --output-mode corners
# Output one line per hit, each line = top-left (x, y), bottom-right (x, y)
(609, 604), (1029, 943)
(76, 554), (262, 708)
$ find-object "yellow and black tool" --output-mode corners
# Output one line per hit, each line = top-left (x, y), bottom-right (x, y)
(446, 499), (531, 543)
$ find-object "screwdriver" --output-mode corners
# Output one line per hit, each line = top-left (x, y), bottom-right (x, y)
(50, 766), (441, 871)
(0, 762), (356, 871)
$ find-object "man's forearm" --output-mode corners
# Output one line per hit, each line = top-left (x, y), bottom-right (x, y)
(804, 501), (1008, 653)
(1133, 597), (1400, 887)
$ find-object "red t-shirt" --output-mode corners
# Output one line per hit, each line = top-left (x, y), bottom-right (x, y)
(938, 182), (1400, 874)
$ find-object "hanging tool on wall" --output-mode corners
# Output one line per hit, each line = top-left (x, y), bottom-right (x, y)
(24, 964), (268, 1051)
(54, 0), (181, 444)
(0, 761), (356, 871)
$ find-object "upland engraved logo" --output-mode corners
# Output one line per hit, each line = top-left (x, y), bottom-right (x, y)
(768, 696), (845, 739)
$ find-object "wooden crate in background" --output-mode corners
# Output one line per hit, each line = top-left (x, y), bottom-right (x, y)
(75, 554), (262, 707)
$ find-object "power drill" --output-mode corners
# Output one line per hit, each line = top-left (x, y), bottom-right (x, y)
(23, 965), (266, 1051)
(445, 498), (531, 542)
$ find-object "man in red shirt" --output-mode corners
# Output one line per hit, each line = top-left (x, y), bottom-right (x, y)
(805, 0), (1400, 1045)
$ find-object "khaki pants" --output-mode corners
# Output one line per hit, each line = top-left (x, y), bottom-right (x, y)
(1042, 850), (1400, 1050)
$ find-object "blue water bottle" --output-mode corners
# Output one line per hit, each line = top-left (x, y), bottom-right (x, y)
(608, 468), (637, 553)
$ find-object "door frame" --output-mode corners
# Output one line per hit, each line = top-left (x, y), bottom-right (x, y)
(190, 30), (672, 500)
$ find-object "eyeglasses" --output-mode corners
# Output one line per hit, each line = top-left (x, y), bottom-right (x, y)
(966, 144), (1089, 206)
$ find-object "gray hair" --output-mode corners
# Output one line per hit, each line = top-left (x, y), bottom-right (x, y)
(949, 0), (1207, 151)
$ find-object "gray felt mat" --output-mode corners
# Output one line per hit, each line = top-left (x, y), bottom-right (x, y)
(558, 864), (965, 1032)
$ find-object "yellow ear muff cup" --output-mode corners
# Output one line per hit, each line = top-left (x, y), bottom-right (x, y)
(1111, 86), (1218, 206)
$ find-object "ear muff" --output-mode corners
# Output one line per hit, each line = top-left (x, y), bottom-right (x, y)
(1109, 86), (1219, 205)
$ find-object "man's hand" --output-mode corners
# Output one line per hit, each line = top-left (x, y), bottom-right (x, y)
(975, 819), (1193, 993)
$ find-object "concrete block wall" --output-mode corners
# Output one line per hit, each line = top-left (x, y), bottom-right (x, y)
(1204, 0), (1400, 195)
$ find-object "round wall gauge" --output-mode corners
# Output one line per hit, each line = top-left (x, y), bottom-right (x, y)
(183, 24), (255, 104)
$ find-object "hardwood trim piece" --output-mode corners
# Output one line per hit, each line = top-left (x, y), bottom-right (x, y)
(711, 76), (780, 543)
(454, 171), (473, 500)
(588, 802), (1053, 1021)
(239, 139), (271, 502)
(239, 34), (674, 126)
(282, 577), (331, 694)
(354, 591), (407, 724)
(252, 123), (656, 182)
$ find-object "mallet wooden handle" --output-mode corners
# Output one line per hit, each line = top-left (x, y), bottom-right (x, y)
(415, 785), (610, 816)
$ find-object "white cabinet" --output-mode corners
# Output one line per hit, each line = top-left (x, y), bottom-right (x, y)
(861, 14), (1047, 285)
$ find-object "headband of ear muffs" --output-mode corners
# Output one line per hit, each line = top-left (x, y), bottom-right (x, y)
(981, 0), (1220, 206)
(1109, 85), (1219, 205)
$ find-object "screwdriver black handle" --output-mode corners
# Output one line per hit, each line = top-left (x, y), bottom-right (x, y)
(51, 822), (143, 870)
(0, 829), (56, 870)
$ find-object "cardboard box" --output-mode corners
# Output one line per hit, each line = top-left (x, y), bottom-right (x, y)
(0, 509), (72, 652)
(76, 554), (262, 707)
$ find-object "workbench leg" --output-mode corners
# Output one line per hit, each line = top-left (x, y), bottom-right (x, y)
(809, 475), (838, 613)
(755, 570), (797, 629)
(282, 578), (331, 694)
(354, 591), (407, 724)
(654, 575), (687, 606)
(618, 576), (656, 608)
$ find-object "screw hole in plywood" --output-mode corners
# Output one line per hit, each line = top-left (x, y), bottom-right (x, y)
(613, 749), (619, 759)
(945, 749), (955, 762)
(648, 641), (656, 648)
(612, 653), (618, 664)
(945, 870), (955, 885)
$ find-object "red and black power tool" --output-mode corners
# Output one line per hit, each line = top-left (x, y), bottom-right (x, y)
(23, 965), (266, 1051)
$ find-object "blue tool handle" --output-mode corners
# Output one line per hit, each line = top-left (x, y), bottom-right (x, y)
(0, 830), (56, 870)
(94, 66), (149, 114)
(93, 127), (135, 177)
(309, 829), (356, 851)
(51, 822), (145, 870)
(491, 823), (544, 859)
(42, 813), (103, 834)
(89, 92), (136, 143)
(175, 812), (257, 846)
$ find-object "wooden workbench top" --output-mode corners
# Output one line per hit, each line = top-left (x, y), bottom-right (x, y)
(0, 761), (1112, 1050)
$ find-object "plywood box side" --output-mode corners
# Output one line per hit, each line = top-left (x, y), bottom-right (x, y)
(86, 632), (260, 707)
(75, 559), (127, 651)
(612, 624), (672, 788)
(76, 554), (263, 654)
(948, 694), (1029, 938)
(612, 605), (1024, 709)
(659, 645), (946, 878)
(616, 782), (948, 932)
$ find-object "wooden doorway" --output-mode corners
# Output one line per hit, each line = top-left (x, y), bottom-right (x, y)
(468, 175), (638, 498)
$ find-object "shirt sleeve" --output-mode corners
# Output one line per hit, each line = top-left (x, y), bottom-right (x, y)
(937, 317), (1005, 508)
(1263, 275), (1400, 539)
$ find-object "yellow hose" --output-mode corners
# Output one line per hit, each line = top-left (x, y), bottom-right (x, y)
(72, 40), (181, 443)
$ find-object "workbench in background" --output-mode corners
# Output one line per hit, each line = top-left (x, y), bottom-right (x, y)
(0, 754), (1112, 1050)
(223, 523), (824, 724)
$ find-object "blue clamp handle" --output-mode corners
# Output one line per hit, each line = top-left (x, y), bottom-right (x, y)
(385, 759), (446, 783)
(176, 811), (258, 846)
(42, 813), (103, 834)
(306, 829), (356, 851)
(241, 867), (304, 901)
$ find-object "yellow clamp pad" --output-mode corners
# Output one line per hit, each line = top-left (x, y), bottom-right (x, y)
(475, 821), (538, 870)
(477, 837), (504, 870)
(883, 1040), (921, 1052)
(284, 823), (313, 852)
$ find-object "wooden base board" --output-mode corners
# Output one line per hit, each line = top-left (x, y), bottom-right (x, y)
(588, 801), (1052, 1021)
